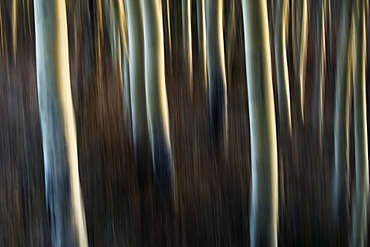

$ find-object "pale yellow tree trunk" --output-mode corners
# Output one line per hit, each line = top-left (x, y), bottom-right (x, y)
(242, 0), (278, 246)
(274, 0), (292, 139)
(206, 0), (228, 147)
(350, 0), (369, 246)
(141, 0), (175, 200)
(183, 0), (193, 96)
(197, 0), (207, 91)
(34, 0), (88, 246)
(11, 0), (17, 63)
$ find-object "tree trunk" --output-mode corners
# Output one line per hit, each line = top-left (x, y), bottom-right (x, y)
(141, 0), (175, 202)
(182, 0), (193, 97)
(312, 0), (327, 153)
(126, 0), (151, 185)
(11, 0), (17, 63)
(206, 0), (228, 148)
(241, 0), (278, 246)
(197, 0), (207, 92)
(295, 0), (308, 125)
(226, 0), (236, 89)
(333, 0), (353, 233)
(274, 0), (292, 140)
(34, 0), (88, 246)
(350, 0), (369, 245)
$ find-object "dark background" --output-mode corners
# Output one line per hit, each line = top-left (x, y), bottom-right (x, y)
(0, 0), (369, 246)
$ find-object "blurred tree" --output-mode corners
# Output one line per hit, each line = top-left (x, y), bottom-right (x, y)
(34, 0), (88, 246)
(183, 0), (193, 97)
(206, 0), (228, 148)
(312, 0), (327, 154)
(241, 0), (278, 246)
(197, 0), (207, 92)
(350, 0), (369, 246)
(126, 0), (150, 186)
(274, 0), (292, 140)
(141, 0), (175, 203)
(333, 0), (353, 234)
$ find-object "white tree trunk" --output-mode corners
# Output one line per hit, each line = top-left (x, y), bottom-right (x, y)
(34, 0), (88, 246)
(241, 0), (278, 246)
(126, 0), (151, 183)
(333, 0), (353, 229)
(206, 0), (228, 147)
(350, 0), (369, 245)
(141, 0), (175, 199)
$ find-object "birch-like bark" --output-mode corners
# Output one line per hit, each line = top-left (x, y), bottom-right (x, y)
(183, 0), (193, 96)
(333, 0), (353, 229)
(242, 0), (278, 246)
(312, 0), (327, 152)
(206, 0), (228, 147)
(350, 0), (369, 246)
(126, 0), (151, 183)
(34, 1), (88, 246)
(295, 0), (308, 125)
(274, 0), (292, 140)
(197, 0), (207, 91)
(11, 0), (17, 62)
(141, 0), (175, 199)
(163, 0), (172, 56)
(226, 0), (236, 89)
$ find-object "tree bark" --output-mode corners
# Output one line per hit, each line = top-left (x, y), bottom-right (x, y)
(312, 0), (327, 153)
(197, 0), (207, 92)
(350, 0), (369, 246)
(34, 0), (88, 246)
(126, 0), (151, 184)
(274, 0), (292, 140)
(141, 0), (175, 201)
(183, 0), (193, 96)
(206, 0), (228, 148)
(333, 0), (353, 232)
(242, 0), (279, 246)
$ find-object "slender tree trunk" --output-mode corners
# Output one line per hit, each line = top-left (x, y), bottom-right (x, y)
(333, 0), (353, 232)
(295, 0), (308, 125)
(312, 0), (327, 153)
(183, 0), (193, 96)
(197, 0), (207, 92)
(163, 0), (172, 57)
(350, 0), (369, 245)
(95, 0), (104, 91)
(226, 0), (236, 89)
(274, 0), (292, 140)
(126, 0), (151, 185)
(34, 1), (88, 246)
(242, 0), (278, 246)
(11, 0), (17, 63)
(206, 0), (228, 148)
(141, 0), (175, 202)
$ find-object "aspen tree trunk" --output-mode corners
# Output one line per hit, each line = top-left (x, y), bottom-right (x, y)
(312, 0), (326, 153)
(206, 0), (228, 147)
(183, 0), (193, 96)
(126, 0), (151, 184)
(241, 0), (278, 246)
(34, 1), (88, 246)
(226, 0), (236, 89)
(274, 0), (292, 140)
(333, 0), (353, 230)
(197, 0), (207, 91)
(350, 0), (369, 245)
(295, 0), (308, 125)
(11, 0), (17, 63)
(163, 0), (172, 56)
(141, 0), (175, 200)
